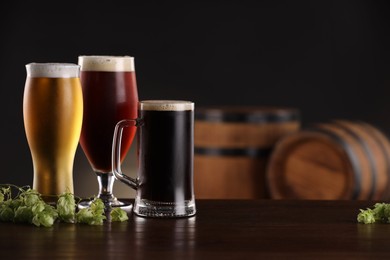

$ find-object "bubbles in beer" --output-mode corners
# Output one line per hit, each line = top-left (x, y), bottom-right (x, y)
(78, 56), (134, 72)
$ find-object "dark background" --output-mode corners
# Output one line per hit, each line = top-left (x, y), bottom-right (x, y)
(1, 0), (390, 197)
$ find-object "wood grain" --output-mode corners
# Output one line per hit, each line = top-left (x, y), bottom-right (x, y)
(267, 121), (390, 200)
(0, 200), (388, 259)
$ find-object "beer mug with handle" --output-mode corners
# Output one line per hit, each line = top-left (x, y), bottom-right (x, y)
(112, 100), (196, 218)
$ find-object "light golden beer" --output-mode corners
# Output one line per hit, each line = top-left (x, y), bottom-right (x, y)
(23, 63), (83, 197)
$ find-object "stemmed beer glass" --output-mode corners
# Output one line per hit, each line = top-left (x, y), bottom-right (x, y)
(78, 56), (138, 208)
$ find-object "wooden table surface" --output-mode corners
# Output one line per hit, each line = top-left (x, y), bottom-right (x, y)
(0, 199), (388, 259)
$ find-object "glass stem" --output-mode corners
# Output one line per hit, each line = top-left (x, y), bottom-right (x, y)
(96, 172), (116, 202)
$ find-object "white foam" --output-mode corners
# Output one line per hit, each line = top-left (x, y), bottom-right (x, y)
(78, 56), (134, 72)
(26, 63), (80, 78)
(139, 100), (194, 111)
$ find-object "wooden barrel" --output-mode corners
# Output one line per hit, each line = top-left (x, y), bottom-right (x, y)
(194, 107), (300, 199)
(266, 120), (390, 200)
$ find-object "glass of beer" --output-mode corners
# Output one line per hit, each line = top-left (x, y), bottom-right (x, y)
(112, 100), (196, 217)
(78, 56), (138, 208)
(23, 63), (83, 200)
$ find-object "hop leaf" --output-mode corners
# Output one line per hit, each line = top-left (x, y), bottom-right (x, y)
(110, 207), (129, 222)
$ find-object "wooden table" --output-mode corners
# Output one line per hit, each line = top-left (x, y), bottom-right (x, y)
(0, 200), (388, 259)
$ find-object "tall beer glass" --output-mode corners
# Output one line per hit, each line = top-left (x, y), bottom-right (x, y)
(78, 56), (138, 208)
(23, 63), (83, 200)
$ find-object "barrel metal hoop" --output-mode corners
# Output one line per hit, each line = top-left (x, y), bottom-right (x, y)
(309, 128), (362, 200)
(359, 122), (390, 199)
(194, 147), (272, 158)
(332, 122), (377, 200)
(195, 111), (300, 123)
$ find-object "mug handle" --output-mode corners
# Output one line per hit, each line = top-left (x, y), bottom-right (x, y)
(112, 119), (142, 190)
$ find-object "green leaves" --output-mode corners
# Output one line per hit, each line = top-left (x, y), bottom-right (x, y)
(357, 203), (390, 224)
(0, 185), (129, 227)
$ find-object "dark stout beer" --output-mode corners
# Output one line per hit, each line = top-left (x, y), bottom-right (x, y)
(112, 100), (196, 217)
(137, 104), (194, 202)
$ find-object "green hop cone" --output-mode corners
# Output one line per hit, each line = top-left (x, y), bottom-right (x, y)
(88, 214), (106, 225)
(110, 207), (128, 222)
(76, 199), (106, 225)
(0, 205), (14, 222)
(357, 208), (376, 224)
(76, 208), (106, 225)
(0, 184), (131, 227)
(9, 199), (22, 210)
(14, 206), (34, 223)
(371, 203), (387, 222)
(358, 203), (390, 224)
(76, 208), (94, 224)
(90, 199), (105, 215)
(32, 211), (55, 227)
(0, 186), (11, 201)
(57, 192), (76, 223)
(31, 204), (58, 227)
(32, 201), (46, 215)
(382, 204), (390, 223)
(22, 189), (41, 207)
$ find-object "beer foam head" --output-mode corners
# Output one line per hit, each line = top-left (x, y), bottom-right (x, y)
(26, 63), (80, 78)
(140, 100), (194, 111)
(78, 56), (134, 72)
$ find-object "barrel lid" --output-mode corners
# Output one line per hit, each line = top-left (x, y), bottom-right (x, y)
(267, 130), (355, 200)
(195, 106), (300, 123)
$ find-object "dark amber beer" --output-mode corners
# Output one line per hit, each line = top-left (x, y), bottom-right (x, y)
(23, 63), (83, 197)
(78, 56), (138, 207)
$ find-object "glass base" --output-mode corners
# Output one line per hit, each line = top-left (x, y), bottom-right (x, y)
(78, 197), (133, 212)
(133, 197), (196, 218)
(77, 171), (133, 212)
